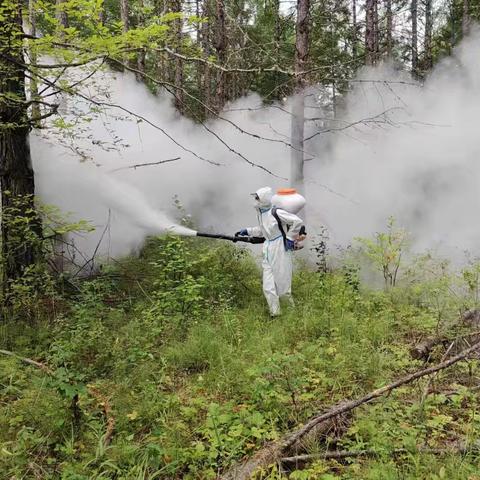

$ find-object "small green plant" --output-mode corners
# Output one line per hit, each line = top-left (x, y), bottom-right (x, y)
(142, 236), (206, 338)
(355, 217), (410, 289)
(461, 256), (480, 308)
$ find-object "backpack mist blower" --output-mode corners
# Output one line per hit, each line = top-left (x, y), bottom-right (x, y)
(195, 232), (265, 244)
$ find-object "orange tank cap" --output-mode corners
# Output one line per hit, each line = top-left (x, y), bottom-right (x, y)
(277, 188), (297, 195)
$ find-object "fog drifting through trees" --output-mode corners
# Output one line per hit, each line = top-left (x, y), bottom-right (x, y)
(33, 30), (480, 260)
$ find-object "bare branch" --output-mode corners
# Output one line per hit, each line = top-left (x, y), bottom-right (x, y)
(110, 58), (288, 178)
(111, 59), (326, 174)
(27, 57), (105, 69)
(19, 61), (222, 167)
(304, 107), (404, 142)
(109, 157), (180, 172)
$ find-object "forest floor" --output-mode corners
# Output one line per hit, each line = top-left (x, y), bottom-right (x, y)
(1, 235), (480, 479)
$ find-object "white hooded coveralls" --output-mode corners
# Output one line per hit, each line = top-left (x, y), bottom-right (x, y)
(246, 187), (304, 316)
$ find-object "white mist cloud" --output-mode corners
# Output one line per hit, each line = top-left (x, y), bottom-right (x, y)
(32, 30), (480, 261)
(309, 31), (480, 255)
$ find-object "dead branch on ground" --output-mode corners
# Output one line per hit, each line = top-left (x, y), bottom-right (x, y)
(0, 349), (53, 375)
(281, 442), (477, 465)
(88, 385), (115, 446)
(220, 339), (480, 480)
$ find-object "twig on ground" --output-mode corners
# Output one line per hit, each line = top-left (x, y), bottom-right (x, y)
(419, 340), (455, 407)
(88, 385), (115, 446)
(281, 443), (476, 465)
(0, 349), (53, 375)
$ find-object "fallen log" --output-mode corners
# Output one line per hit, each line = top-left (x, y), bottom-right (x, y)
(283, 401), (351, 457)
(410, 330), (480, 361)
(410, 337), (448, 360)
(220, 339), (480, 480)
(460, 309), (480, 328)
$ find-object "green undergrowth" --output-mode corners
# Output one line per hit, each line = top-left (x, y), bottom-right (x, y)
(1, 235), (480, 479)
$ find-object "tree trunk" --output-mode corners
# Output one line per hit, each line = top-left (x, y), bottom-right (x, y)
(195, 0), (204, 112)
(120, 0), (130, 32)
(201, 0), (212, 116)
(26, 0), (41, 126)
(290, 0), (310, 191)
(120, 0), (130, 70)
(373, 0), (379, 59)
(365, 0), (376, 65)
(411, 0), (418, 77)
(351, 0), (358, 58)
(272, 0), (282, 96)
(385, 0), (393, 57)
(214, 0), (227, 113)
(171, 0), (184, 112)
(424, 0), (433, 70)
(0, 1), (39, 288)
(136, 0), (146, 80)
(462, 0), (470, 37)
(55, 0), (69, 35)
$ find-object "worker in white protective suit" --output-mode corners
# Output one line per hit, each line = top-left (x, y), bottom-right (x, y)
(235, 187), (305, 317)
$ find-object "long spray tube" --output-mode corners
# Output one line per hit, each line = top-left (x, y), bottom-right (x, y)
(196, 232), (265, 244)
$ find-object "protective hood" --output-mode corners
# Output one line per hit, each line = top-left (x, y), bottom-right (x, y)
(253, 187), (273, 209)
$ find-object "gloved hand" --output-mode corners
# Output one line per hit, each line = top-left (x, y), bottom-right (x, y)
(235, 229), (248, 237)
(286, 239), (296, 251)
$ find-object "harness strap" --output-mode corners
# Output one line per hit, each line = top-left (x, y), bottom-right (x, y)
(271, 207), (287, 249)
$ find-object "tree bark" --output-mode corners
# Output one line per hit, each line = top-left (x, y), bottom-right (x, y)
(201, 0), (213, 116)
(0, 1), (39, 288)
(373, 0), (379, 59)
(290, 0), (310, 191)
(120, 0), (130, 70)
(424, 0), (433, 70)
(213, 0), (227, 113)
(385, 0), (393, 58)
(352, 0), (358, 58)
(120, 0), (130, 32)
(462, 0), (470, 37)
(136, 0), (146, 80)
(195, 0), (202, 98)
(171, 0), (184, 112)
(411, 0), (418, 77)
(365, 0), (377, 65)
(26, 0), (41, 126)
(55, 0), (69, 35)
